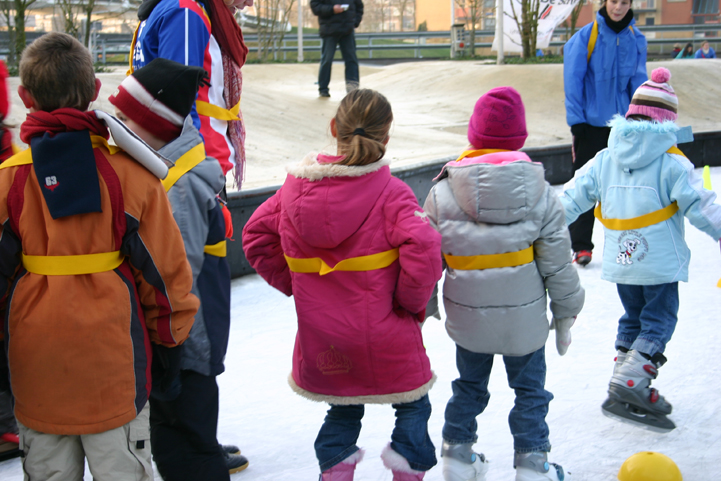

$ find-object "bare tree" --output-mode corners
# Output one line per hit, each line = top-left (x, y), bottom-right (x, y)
(57, 0), (82, 38)
(253, 0), (296, 61)
(13, 0), (37, 58)
(0, 0), (16, 64)
(396, 0), (412, 31)
(562, 0), (584, 40)
(506, 0), (541, 58)
(455, 0), (484, 56)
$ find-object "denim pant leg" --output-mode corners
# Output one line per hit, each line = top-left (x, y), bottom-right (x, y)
(616, 283), (679, 357)
(503, 347), (553, 453)
(318, 36), (339, 93)
(315, 404), (363, 472)
(442, 344), (493, 445)
(337, 33), (359, 86)
(390, 394), (437, 472)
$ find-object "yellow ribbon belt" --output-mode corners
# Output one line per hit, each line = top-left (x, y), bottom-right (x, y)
(204, 240), (227, 257)
(285, 248), (400, 276)
(162, 143), (206, 192)
(455, 149), (510, 163)
(444, 246), (534, 270)
(594, 201), (679, 231)
(22, 251), (125, 276)
(196, 100), (242, 121)
(0, 136), (120, 170)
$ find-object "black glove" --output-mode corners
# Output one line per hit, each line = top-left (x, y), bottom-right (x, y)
(151, 344), (184, 401)
(570, 123), (589, 138)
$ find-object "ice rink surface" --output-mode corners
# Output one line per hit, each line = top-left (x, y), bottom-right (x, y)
(1, 167), (719, 480)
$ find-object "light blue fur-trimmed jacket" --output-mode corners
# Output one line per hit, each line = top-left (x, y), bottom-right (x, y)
(561, 116), (721, 285)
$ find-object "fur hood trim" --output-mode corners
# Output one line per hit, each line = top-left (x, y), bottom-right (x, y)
(608, 115), (680, 135)
(287, 372), (436, 405)
(286, 152), (391, 181)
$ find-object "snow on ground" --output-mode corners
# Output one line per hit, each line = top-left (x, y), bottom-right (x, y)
(1, 168), (720, 480)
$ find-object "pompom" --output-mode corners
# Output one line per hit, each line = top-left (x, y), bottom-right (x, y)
(651, 67), (671, 84)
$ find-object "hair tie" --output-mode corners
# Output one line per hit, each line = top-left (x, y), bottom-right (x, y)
(352, 127), (366, 137)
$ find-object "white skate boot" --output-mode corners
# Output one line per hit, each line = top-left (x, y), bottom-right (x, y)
(441, 442), (489, 481)
(602, 349), (675, 432)
(514, 452), (570, 481)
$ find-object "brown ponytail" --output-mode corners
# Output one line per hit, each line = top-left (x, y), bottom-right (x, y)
(333, 89), (393, 167)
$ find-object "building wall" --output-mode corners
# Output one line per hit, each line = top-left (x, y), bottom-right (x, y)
(662, 0), (693, 24)
(416, 0), (451, 31)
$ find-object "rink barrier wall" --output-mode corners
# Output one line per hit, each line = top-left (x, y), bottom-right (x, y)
(227, 132), (721, 278)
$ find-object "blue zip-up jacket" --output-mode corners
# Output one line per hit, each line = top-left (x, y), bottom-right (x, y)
(564, 12), (648, 128)
(160, 117), (231, 376)
(560, 117), (721, 285)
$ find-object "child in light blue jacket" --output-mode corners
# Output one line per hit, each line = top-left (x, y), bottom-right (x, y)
(561, 68), (721, 433)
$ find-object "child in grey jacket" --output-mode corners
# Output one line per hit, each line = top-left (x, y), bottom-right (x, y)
(424, 87), (585, 481)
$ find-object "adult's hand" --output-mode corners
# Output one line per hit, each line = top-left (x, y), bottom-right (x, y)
(333, 4), (345, 13)
(224, 0), (253, 9)
(570, 123), (588, 138)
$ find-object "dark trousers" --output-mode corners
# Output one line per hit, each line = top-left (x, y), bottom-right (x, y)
(318, 33), (359, 93)
(569, 125), (611, 252)
(150, 370), (229, 481)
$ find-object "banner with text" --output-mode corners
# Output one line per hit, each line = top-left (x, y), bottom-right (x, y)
(492, 0), (581, 53)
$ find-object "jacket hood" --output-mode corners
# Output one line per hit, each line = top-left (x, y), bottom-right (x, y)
(443, 153), (546, 224)
(159, 116), (225, 194)
(282, 153), (392, 249)
(607, 116), (686, 171)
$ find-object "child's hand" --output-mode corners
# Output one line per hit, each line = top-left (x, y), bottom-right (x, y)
(550, 317), (576, 356)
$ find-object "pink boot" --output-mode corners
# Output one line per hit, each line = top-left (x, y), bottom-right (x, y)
(321, 449), (364, 481)
(381, 444), (426, 481)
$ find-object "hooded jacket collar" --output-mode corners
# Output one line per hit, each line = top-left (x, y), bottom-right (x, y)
(607, 116), (685, 171)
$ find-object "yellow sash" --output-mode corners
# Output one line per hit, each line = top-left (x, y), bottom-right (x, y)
(587, 20), (635, 62)
(285, 248), (400, 276)
(594, 201), (679, 231)
(444, 246), (534, 270)
(203, 240), (227, 257)
(22, 251), (125, 276)
(455, 149), (510, 163)
(161, 143), (206, 192)
(196, 100), (242, 121)
(0, 136), (119, 171)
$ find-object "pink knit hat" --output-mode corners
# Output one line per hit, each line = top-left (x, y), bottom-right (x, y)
(468, 86), (528, 151)
(625, 67), (678, 122)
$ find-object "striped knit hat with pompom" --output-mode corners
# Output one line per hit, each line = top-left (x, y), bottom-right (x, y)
(625, 67), (678, 122)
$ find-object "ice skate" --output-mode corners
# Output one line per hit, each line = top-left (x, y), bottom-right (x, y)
(514, 452), (570, 481)
(602, 349), (675, 433)
(0, 433), (21, 462)
(441, 441), (489, 481)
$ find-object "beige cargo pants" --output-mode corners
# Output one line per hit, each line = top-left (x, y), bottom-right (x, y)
(18, 403), (153, 481)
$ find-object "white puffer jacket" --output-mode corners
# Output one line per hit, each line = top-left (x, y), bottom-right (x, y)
(424, 151), (585, 356)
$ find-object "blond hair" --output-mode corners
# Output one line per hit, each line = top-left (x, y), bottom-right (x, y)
(19, 32), (97, 112)
(334, 89), (393, 167)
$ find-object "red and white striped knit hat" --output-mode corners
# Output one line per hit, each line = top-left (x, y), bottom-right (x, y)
(625, 67), (678, 123)
(109, 58), (209, 142)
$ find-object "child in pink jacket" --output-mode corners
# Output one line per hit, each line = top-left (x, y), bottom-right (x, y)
(242, 89), (443, 481)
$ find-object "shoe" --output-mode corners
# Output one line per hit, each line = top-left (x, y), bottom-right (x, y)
(572, 250), (592, 266)
(320, 450), (363, 480)
(0, 433), (21, 462)
(514, 452), (569, 481)
(319, 91), (331, 98)
(441, 441), (489, 481)
(381, 444), (426, 481)
(222, 444), (240, 455)
(223, 450), (249, 474)
(608, 350), (672, 415)
(345, 81), (359, 93)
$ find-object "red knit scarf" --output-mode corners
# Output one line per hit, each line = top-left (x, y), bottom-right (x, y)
(205, 0), (248, 68)
(20, 109), (109, 144)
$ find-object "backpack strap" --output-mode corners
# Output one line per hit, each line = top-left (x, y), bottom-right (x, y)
(587, 20), (635, 63)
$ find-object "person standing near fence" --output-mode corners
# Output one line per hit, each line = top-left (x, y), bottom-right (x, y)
(563, 0), (647, 266)
(311, 0), (364, 98)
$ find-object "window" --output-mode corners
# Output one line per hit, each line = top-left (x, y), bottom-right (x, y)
(693, 0), (719, 14)
(484, 0), (494, 7)
(645, 17), (655, 25)
(484, 17), (496, 29)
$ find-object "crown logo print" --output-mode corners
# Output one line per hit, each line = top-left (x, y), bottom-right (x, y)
(316, 345), (352, 375)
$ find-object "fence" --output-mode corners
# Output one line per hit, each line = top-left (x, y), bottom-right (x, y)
(224, 131), (721, 279)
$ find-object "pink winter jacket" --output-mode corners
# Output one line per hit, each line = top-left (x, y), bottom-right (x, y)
(242, 154), (442, 404)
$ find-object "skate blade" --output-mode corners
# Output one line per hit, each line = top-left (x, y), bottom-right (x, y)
(601, 398), (675, 433)
(0, 447), (21, 462)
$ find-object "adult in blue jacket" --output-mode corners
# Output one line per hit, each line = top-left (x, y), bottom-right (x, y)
(563, 0), (647, 266)
(695, 41), (716, 59)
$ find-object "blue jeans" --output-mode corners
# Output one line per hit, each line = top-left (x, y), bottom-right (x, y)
(318, 33), (359, 93)
(315, 395), (437, 472)
(616, 283), (679, 357)
(442, 345), (553, 453)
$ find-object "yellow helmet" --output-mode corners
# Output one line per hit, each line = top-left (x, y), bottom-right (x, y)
(618, 452), (682, 481)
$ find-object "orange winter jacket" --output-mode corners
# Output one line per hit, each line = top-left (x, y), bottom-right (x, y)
(0, 137), (198, 435)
